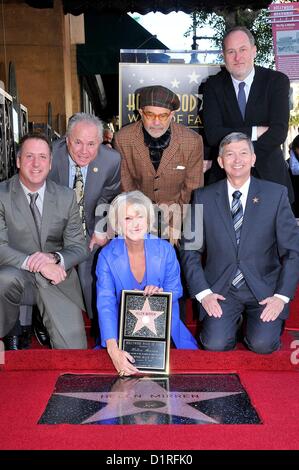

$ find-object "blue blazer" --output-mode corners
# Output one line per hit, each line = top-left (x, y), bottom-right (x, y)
(96, 235), (198, 349)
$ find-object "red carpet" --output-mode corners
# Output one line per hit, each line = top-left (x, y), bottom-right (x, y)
(0, 347), (298, 450)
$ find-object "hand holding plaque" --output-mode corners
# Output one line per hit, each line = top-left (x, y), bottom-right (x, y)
(119, 290), (172, 375)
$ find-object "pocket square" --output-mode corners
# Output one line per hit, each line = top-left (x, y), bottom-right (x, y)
(175, 165), (185, 170)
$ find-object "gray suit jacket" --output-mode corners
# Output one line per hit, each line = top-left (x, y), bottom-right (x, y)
(49, 138), (121, 237)
(0, 175), (88, 309)
(179, 177), (299, 320)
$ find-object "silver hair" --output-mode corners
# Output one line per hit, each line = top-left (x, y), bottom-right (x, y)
(66, 113), (103, 141)
(108, 191), (155, 235)
(222, 26), (255, 50)
(219, 132), (254, 156)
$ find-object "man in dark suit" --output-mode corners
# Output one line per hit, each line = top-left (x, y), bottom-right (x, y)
(203, 26), (294, 204)
(0, 133), (88, 349)
(49, 113), (121, 321)
(179, 132), (299, 353)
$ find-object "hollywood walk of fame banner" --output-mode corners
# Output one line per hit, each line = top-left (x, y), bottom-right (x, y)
(118, 62), (221, 130)
(119, 290), (172, 374)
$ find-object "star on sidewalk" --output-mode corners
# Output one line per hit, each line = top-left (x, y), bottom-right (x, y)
(129, 297), (164, 335)
(55, 378), (242, 424)
(170, 78), (180, 88)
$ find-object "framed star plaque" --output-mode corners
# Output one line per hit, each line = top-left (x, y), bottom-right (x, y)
(119, 290), (172, 375)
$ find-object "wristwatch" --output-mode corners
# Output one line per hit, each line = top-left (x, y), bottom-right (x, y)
(50, 252), (61, 264)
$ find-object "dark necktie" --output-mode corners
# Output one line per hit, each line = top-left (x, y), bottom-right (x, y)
(238, 82), (246, 119)
(231, 190), (245, 289)
(28, 192), (42, 238)
(73, 165), (86, 237)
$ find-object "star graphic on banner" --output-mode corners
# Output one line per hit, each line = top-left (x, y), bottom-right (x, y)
(170, 78), (180, 88)
(55, 378), (242, 424)
(188, 70), (200, 84)
(139, 78), (144, 84)
(129, 297), (164, 335)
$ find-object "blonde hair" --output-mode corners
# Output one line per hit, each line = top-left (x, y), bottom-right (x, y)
(108, 191), (155, 235)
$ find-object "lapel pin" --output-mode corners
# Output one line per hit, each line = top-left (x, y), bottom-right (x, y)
(93, 167), (99, 173)
(252, 196), (259, 204)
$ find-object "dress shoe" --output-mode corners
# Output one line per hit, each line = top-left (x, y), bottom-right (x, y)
(4, 335), (20, 350)
(33, 313), (51, 347)
(20, 326), (32, 349)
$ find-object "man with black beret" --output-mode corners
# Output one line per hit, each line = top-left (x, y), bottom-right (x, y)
(114, 85), (203, 243)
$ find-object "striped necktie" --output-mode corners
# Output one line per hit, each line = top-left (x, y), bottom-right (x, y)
(73, 165), (86, 237)
(231, 190), (245, 289)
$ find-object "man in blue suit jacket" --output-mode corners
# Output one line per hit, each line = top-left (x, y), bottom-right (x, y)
(179, 132), (299, 353)
(203, 26), (294, 204)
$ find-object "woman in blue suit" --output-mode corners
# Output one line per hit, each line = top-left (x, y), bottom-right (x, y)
(96, 190), (198, 376)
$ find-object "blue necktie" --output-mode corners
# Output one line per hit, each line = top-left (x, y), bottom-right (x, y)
(238, 82), (246, 119)
(231, 190), (245, 289)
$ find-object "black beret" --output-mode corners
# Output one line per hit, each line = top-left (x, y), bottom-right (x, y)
(138, 85), (180, 111)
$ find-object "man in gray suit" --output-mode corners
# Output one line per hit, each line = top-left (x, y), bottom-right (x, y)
(49, 113), (121, 321)
(180, 132), (299, 353)
(0, 133), (88, 349)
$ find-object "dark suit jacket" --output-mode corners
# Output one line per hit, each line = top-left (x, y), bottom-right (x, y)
(203, 66), (294, 202)
(49, 138), (121, 237)
(0, 175), (88, 330)
(114, 120), (203, 207)
(179, 177), (299, 320)
(96, 235), (198, 349)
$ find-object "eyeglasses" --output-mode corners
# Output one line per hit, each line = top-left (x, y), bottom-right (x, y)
(141, 110), (171, 122)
